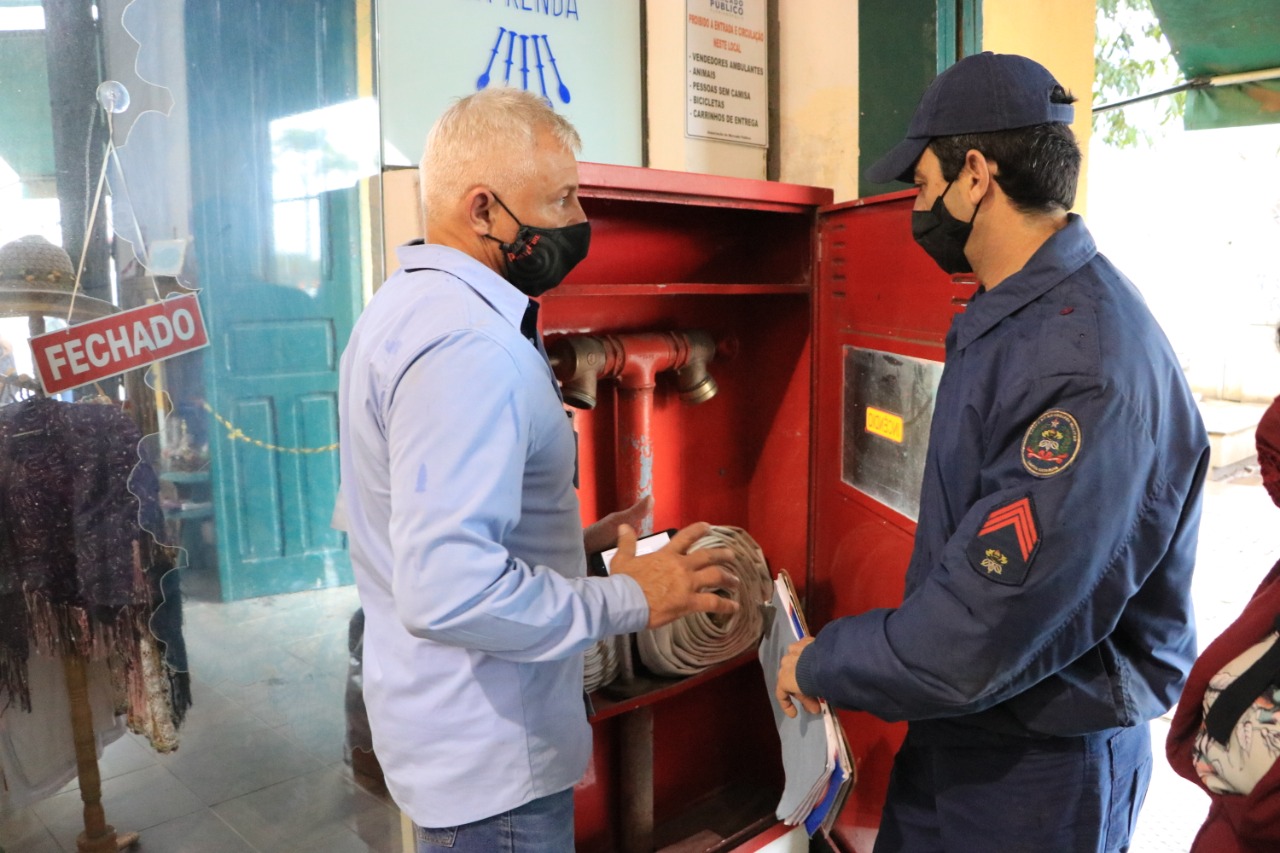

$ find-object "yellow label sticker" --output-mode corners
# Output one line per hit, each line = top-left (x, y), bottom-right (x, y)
(866, 406), (904, 443)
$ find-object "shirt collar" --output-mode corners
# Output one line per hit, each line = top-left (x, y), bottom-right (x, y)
(951, 214), (1097, 352)
(394, 240), (531, 333)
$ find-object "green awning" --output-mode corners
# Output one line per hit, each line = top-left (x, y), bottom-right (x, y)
(1150, 0), (1280, 129)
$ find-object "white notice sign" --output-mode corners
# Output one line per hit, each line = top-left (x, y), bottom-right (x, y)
(685, 0), (767, 148)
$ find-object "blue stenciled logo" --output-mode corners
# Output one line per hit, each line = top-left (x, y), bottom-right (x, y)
(476, 27), (572, 104)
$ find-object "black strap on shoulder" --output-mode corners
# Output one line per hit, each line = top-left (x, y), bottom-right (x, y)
(1205, 616), (1280, 745)
(519, 300), (539, 346)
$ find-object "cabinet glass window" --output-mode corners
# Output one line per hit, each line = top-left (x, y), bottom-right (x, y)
(841, 346), (943, 521)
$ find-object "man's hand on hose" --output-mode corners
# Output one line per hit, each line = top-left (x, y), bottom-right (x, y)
(608, 522), (740, 629)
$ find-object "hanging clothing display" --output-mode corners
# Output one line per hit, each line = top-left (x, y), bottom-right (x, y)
(0, 396), (190, 752)
(0, 651), (124, 814)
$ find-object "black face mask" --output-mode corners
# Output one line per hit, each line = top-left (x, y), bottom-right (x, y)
(911, 181), (980, 274)
(485, 193), (591, 297)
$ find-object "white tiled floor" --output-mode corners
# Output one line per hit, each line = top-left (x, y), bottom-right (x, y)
(0, 583), (401, 853)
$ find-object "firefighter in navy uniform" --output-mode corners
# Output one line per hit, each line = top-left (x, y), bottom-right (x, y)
(776, 53), (1210, 852)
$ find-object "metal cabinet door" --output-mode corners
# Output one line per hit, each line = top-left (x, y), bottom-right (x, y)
(810, 190), (978, 847)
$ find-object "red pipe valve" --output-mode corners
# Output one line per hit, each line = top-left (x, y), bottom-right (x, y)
(546, 330), (719, 411)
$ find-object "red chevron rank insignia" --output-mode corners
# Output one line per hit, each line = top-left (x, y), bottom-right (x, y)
(967, 496), (1041, 585)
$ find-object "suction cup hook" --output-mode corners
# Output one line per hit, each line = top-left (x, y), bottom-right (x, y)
(96, 80), (131, 114)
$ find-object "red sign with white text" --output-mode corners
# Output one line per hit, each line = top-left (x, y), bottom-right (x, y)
(31, 294), (209, 394)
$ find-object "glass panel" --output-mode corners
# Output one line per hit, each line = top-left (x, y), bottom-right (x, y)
(841, 346), (944, 521)
(0, 1), (395, 847)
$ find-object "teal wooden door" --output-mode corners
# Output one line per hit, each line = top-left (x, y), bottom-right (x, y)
(185, 0), (369, 599)
(859, 0), (983, 198)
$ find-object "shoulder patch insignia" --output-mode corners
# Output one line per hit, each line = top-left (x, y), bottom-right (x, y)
(966, 496), (1041, 586)
(1021, 409), (1081, 478)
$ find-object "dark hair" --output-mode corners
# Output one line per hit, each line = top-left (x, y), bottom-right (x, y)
(928, 87), (1081, 214)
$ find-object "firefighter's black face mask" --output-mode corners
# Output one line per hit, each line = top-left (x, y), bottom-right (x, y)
(911, 180), (980, 275)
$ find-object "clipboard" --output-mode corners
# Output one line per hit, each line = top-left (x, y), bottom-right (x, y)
(758, 568), (855, 836)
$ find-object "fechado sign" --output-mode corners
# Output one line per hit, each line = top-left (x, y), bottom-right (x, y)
(31, 294), (210, 394)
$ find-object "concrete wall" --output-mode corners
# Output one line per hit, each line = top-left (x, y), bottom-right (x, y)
(645, 0), (860, 202)
(982, 0), (1096, 213)
(644, 1), (1094, 206)
(645, 0), (768, 180)
(774, 1), (859, 202)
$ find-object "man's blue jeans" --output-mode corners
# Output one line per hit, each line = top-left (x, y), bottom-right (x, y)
(413, 788), (574, 852)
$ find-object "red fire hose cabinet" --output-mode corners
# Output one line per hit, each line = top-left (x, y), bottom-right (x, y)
(424, 162), (972, 852)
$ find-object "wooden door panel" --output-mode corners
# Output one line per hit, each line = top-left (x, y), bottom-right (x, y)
(186, 0), (362, 599)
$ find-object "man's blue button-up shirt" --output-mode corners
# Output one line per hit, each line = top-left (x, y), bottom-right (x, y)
(338, 242), (648, 827)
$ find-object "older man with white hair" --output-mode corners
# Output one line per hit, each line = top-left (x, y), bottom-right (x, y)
(338, 87), (739, 852)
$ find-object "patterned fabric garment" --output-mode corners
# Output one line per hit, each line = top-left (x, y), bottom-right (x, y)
(1194, 634), (1280, 795)
(1258, 395), (1280, 508)
(0, 397), (189, 750)
(1165, 395), (1280, 852)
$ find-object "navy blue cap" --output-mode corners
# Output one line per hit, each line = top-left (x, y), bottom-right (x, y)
(866, 52), (1075, 184)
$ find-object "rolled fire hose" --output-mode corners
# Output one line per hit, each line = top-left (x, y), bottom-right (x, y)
(636, 525), (773, 677)
(584, 526), (773, 691)
(584, 632), (622, 694)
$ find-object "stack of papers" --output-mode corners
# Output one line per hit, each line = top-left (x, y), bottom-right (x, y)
(758, 569), (854, 837)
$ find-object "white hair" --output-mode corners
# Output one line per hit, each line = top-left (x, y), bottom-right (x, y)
(419, 87), (581, 217)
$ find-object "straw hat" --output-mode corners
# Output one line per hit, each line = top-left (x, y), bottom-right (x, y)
(0, 235), (76, 291)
